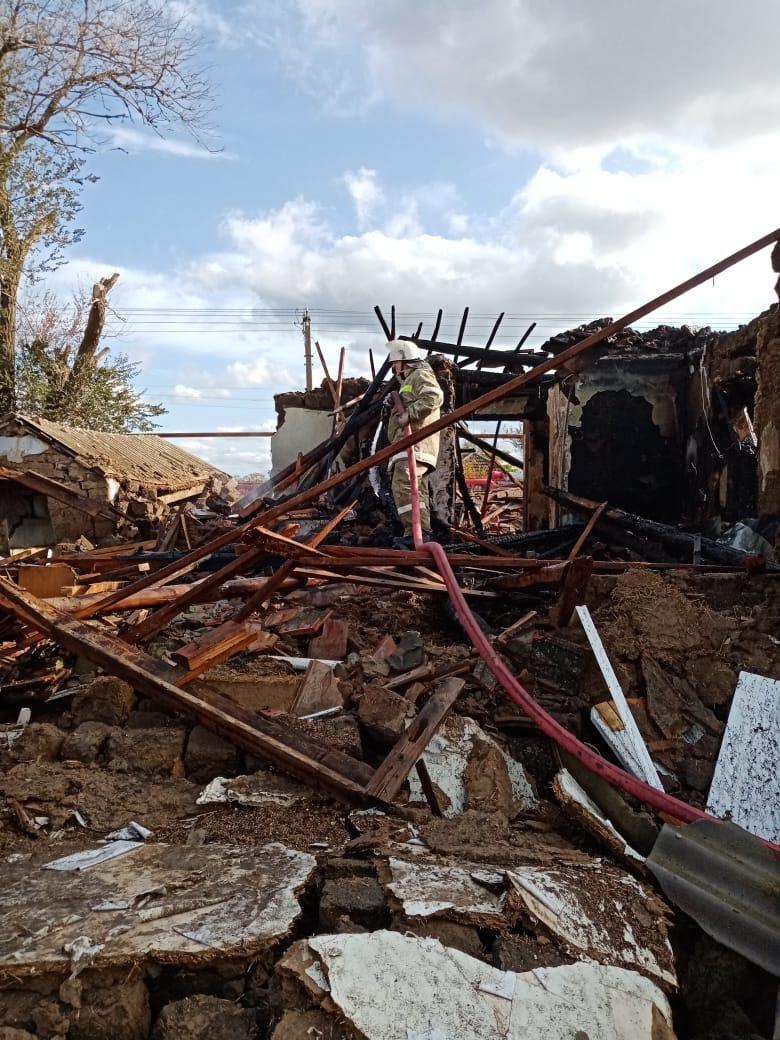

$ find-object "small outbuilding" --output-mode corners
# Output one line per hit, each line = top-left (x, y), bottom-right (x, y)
(0, 413), (235, 551)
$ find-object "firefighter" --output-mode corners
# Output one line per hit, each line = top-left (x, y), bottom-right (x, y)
(385, 340), (444, 545)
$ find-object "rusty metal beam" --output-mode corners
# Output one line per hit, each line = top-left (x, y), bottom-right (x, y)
(244, 229), (780, 525)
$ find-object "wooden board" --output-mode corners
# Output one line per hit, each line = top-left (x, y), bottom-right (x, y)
(366, 678), (465, 801)
(556, 556), (593, 627)
(172, 620), (262, 677)
(18, 564), (77, 599)
(577, 606), (663, 791)
(706, 671), (780, 843)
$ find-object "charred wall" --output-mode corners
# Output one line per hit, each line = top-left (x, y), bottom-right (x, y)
(548, 357), (686, 524)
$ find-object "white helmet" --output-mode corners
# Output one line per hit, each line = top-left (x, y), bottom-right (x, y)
(387, 339), (420, 364)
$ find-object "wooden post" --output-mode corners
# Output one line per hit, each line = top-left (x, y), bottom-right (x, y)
(523, 419), (549, 531)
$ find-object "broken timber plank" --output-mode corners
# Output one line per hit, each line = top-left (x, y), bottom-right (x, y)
(495, 610), (536, 647)
(366, 677), (465, 802)
(0, 576), (372, 803)
(234, 500), (356, 623)
(556, 556), (593, 627)
(302, 567), (498, 598)
(122, 544), (269, 645)
(42, 580), (299, 616)
(171, 620), (272, 678)
(278, 608), (332, 638)
(705, 671), (780, 843)
(577, 605), (663, 791)
(567, 501), (608, 561)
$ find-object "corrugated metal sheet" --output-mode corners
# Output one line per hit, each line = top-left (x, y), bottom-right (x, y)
(647, 819), (780, 975)
(5, 415), (225, 493)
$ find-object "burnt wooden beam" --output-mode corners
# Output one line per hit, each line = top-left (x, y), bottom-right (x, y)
(374, 304), (392, 340)
(454, 306), (469, 364)
(407, 337), (542, 371)
(514, 322), (537, 351)
(545, 486), (764, 569)
(431, 308), (443, 342)
(458, 312), (506, 370)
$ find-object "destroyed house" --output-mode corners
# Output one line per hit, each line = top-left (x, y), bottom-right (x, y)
(0, 413), (232, 550)
(0, 232), (779, 1040)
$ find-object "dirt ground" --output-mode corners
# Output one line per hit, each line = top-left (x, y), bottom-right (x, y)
(0, 568), (777, 1039)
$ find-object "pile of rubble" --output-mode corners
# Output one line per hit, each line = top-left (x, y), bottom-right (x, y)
(0, 512), (777, 1039)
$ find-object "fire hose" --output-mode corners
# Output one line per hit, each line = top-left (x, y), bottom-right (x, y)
(396, 406), (779, 851)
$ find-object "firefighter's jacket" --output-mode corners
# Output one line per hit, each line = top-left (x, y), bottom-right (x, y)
(388, 361), (444, 471)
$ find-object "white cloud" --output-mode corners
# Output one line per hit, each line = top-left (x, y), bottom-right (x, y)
(109, 127), (237, 161)
(182, 136), (778, 335)
(343, 167), (385, 228)
(172, 384), (231, 399)
(170, 435), (272, 477)
(225, 357), (295, 387)
(260, 1), (780, 151)
(172, 384), (202, 399)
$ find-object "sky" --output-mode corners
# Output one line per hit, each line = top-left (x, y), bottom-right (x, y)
(41, 0), (780, 476)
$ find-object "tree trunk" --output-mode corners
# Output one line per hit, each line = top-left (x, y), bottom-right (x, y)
(60, 272), (120, 407)
(0, 267), (20, 412)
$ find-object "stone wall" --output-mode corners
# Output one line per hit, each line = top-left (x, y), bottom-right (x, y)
(0, 436), (117, 546)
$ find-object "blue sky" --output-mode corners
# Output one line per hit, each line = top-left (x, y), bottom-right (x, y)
(44, 0), (780, 474)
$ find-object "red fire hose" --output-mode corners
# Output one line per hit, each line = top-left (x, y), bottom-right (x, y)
(399, 419), (779, 850)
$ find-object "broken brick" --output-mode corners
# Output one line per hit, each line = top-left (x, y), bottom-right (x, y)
(308, 616), (348, 660)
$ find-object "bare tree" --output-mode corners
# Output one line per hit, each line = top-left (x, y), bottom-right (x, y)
(16, 274), (167, 431)
(0, 0), (211, 410)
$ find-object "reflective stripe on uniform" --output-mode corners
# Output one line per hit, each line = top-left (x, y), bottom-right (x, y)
(389, 449), (439, 470)
(396, 503), (413, 514)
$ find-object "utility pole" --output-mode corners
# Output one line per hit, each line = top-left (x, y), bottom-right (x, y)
(302, 308), (313, 391)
